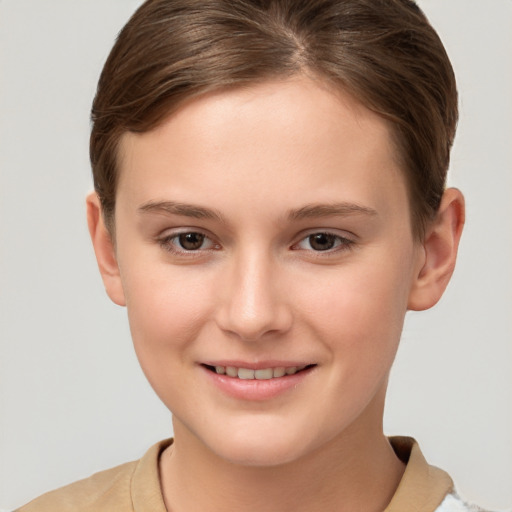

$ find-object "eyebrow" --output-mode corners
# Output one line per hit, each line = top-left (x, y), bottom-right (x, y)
(287, 202), (378, 221)
(138, 200), (224, 222)
(138, 200), (377, 223)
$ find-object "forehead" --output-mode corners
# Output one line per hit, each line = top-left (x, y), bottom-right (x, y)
(122, 76), (396, 158)
(117, 77), (408, 226)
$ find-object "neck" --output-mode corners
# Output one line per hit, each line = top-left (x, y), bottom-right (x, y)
(159, 400), (405, 512)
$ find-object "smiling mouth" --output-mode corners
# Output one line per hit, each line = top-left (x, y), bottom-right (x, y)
(203, 364), (316, 380)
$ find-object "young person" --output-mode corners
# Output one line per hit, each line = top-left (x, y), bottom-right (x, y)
(15, 0), (488, 510)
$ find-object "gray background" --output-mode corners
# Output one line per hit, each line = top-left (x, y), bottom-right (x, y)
(1, 1), (511, 510)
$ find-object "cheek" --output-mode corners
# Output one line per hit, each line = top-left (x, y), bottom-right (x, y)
(298, 252), (413, 357)
(120, 267), (217, 407)
(120, 261), (216, 364)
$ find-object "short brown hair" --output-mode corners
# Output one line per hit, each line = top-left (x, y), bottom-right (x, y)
(90, 0), (457, 239)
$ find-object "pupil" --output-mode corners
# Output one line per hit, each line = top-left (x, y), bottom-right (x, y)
(309, 233), (335, 251)
(179, 232), (204, 250)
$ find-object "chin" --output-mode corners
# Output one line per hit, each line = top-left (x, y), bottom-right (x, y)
(196, 416), (326, 468)
(214, 436), (304, 467)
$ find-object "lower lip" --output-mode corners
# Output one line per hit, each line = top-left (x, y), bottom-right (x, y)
(201, 366), (314, 401)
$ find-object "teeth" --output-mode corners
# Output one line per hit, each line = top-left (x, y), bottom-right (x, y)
(238, 368), (255, 380)
(211, 365), (308, 379)
(226, 366), (238, 377)
(273, 367), (286, 378)
(254, 368), (273, 380)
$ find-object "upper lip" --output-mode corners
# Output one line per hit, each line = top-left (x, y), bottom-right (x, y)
(201, 360), (315, 370)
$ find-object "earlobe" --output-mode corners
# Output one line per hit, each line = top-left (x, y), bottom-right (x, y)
(408, 188), (465, 311)
(86, 192), (126, 307)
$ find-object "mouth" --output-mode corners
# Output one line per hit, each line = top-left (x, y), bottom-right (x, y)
(202, 364), (316, 380)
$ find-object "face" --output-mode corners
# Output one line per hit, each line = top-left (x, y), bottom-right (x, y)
(112, 77), (424, 466)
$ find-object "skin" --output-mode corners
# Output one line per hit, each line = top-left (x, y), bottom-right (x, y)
(88, 76), (464, 512)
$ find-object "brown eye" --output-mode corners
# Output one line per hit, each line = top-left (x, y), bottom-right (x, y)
(308, 233), (337, 251)
(178, 232), (205, 250)
(293, 232), (354, 254)
(159, 231), (217, 255)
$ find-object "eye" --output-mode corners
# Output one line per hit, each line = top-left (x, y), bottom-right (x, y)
(294, 232), (354, 252)
(159, 231), (217, 253)
(177, 232), (207, 250)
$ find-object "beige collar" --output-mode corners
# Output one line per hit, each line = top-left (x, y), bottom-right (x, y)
(131, 439), (170, 512)
(384, 437), (454, 512)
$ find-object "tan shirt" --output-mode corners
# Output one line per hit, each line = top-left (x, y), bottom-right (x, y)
(16, 437), (456, 512)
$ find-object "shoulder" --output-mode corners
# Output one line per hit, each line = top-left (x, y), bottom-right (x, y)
(15, 439), (171, 512)
(15, 460), (138, 512)
(436, 492), (495, 512)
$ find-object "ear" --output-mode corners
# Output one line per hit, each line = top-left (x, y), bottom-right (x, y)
(408, 188), (465, 311)
(86, 192), (126, 306)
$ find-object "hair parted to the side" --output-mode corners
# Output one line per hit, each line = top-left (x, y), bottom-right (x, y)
(90, 0), (458, 239)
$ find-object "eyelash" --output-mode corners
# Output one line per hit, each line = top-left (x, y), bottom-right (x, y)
(292, 232), (355, 254)
(158, 231), (219, 256)
(157, 230), (355, 256)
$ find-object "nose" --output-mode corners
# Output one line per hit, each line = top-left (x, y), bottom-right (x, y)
(215, 249), (293, 341)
